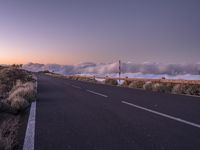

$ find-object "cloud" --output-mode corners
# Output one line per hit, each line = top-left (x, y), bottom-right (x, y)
(23, 62), (200, 80)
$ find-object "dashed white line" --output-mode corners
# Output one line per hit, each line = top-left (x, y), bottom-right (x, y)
(71, 85), (81, 89)
(86, 90), (108, 98)
(23, 101), (36, 150)
(122, 101), (200, 129)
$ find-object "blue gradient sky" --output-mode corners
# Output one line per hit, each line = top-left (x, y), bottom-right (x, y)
(0, 0), (200, 64)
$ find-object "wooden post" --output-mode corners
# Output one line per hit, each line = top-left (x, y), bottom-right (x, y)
(119, 60), (121, 83)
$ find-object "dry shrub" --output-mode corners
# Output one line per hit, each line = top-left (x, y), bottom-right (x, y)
(66, 75), (97, 83)
(0, 116), (20, 150)
(143, 82), (174, 93)
(0, 84), (8, 98)
(172, 84), (200, 95)
(67, 76), (74, 80)
(8, 82), (36, 103)
(141, 82), (200, 96)
(79, 78), (97, 83)
(7, 81), (36, 111)
(70, 76), (76, 80)
(172, 84), (188, 94)
(0, 102), (17, 114)
(152, 83), (166, 92)
(122, 80), (131, 87)
(164, 83), (174, 93)
(185, 84), (200, 95)
(10, 96), (29, 111)
(129, 81), (145, 89)
(143, 81), (153, 91)
(104, 79), (118, 86)
(0, 67), (35, 97)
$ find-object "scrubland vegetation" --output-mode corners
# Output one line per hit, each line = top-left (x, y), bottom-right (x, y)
(68, 75), (97, 83)
(46, 72), (200, 96)
(104, 78), (118, 86)
(120, 78), (200, 96)
(0, 66), (37, 150)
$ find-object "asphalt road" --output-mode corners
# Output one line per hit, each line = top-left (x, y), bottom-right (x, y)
(34, 75), (200, 150)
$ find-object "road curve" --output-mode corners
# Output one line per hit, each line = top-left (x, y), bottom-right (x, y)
(34, 75), (200, 150)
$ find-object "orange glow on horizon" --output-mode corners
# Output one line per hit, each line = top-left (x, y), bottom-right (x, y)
(0, 48), (85, 65)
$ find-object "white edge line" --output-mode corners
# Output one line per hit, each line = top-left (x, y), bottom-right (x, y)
(86, 90), (108, 98)
(23, 101), (36, 150)
(173, 93), (200, 98)
(122, 101), (200, 129)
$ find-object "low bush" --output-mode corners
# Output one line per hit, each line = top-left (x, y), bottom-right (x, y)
(142, 82), (174, 93)
(50, 73), (200, 96)
(0, 115), (20, 150)
(129, 81), (145, 89)
(164, 83), (174, 93)
(143, 81), (153, 91)
(8, 82), (36, 103)
(79, 78), (97, 83)
(172, 84), (200, 95)
(0, 67), (35, 99)
(104, 79), (118, 86)
(10, 96), (29, 111)
(172, 84), (188, 94)
(185, 84), (200, 95)
(152, 83), (166, 92)
(122, 80), (131, 87)
(0, 84), (8, 98)
(0, 66), (37, 149)
(7, 81), (36, 111)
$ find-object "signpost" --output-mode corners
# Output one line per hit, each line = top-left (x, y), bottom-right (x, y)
(119, 60), (121, 83)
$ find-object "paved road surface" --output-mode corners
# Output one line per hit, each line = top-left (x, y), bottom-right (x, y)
(34, 75), (200, 150)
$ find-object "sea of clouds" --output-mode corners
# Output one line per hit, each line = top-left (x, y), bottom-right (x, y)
(23, 62), (200, 80)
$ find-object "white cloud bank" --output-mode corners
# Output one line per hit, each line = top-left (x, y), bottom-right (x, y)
(23, 62), (200, 80)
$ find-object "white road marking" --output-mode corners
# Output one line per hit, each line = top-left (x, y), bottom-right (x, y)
(122, 101), (200, 129)
(86, 90), (108, 98)
(174, 93), (200, 98)
(72, 85), (81, 89)
(23, 101), (36, 150)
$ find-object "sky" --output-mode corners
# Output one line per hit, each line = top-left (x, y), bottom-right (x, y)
(0, 0), (200, 65)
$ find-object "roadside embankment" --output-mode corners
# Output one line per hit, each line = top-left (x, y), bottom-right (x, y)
(0, 66), (37, 150)
(45, 72), (200, 96)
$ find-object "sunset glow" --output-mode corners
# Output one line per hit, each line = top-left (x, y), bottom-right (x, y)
(0, 1), (200, 64)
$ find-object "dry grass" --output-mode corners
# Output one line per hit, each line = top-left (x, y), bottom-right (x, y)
(128, 81), (145, 89)
(113, 77), (200, 85)
(0, 66), (35, 99)
(0, 115), (20, 150)
(45, 72), (64, 78)
(10, 96), (29, 111)
(121, 80), (131, 87)
(172, 84), (200, 96)
(143, 81), (153, 91)
(172, 84), (187, 94)
(0, 66), (37, 112)
(74, 76), (97, 83)
(0, 66), (37, 150)
(151, 83), (167, 92)
(117, 77), (200, 96)
(104, 78), (118, 86)
(45, 72), (200, 96)
(7, 81), (36, 111)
